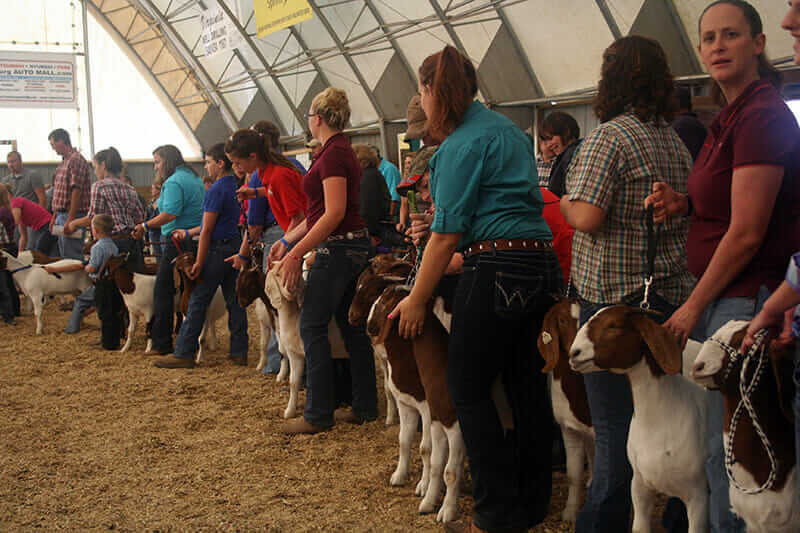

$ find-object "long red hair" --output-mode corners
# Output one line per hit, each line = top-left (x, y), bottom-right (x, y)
(418, 46), (477, 143)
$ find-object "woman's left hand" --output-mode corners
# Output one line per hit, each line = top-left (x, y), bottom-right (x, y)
(236, 185), (256, 203)
(189, 261), (202, 280)
(278, 253), (302, 292)
(389, 295), (426, 339)
(664, 302), (703, 348)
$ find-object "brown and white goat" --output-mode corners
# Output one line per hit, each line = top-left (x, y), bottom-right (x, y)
(569, 305), (708, 533)
(537, 298), (595, 523)
(236, 265), (279, 373)
(366, 284), (465, 523)
(692, 320), (798, 533)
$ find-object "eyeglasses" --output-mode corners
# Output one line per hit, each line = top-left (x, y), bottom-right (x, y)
(304, 112), (318, 119)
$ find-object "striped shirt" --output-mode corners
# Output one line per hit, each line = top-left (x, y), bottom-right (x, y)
(87, 177), (146, 235)
(566, 112), (695, 305)
(51, 148), (91, 213)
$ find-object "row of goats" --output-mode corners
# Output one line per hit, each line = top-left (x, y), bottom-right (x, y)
(2, 248), (797, 531)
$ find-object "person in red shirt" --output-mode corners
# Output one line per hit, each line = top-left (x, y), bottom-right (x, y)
(276, 87), (376, 435)
(645, 3), (800, 531)
(9, 195), (54, 253)
(226, 129), (306, 270)
(539, 187), (572, 283)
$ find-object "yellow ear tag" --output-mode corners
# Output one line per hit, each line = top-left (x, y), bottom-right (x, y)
(541, 331), (553, 344)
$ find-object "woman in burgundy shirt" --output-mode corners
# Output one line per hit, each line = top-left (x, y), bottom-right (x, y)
(645, 3), (800, 531)
(276, 87), (377, 434)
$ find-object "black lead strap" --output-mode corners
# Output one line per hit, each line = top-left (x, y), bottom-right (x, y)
(640, 204), (662, 309)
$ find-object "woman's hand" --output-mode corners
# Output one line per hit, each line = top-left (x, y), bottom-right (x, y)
(278, 253), (302, 292)
(63, 220), (75, 235)
(236, 185), (257, 203)
(225, 253), (249, 271)
(644, 182), (687, 223)
(406, 212), (432, 247)
(268, 239), (288, 268)
(131, 224), (145, 240)
(664, 302), (703, 348)
(189, 261), (203, 280)
(740, 305), (787, 353)
(171, 229), (186, 241)
(389, 295), (426, 339)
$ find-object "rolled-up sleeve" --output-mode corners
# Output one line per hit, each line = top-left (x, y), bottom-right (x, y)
(430, 144), (483, 234)
(159, 179), (184, 217)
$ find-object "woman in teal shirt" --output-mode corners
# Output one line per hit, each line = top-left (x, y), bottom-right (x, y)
(390, 46), (561, 532)
(133, 144), (205, 354)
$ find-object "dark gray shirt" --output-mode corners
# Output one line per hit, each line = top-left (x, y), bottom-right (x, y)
(3, 169), (44, 204)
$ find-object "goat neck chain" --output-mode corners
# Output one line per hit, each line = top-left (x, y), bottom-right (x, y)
(406, 244), (424, 288)
(719, 329), (778, 494)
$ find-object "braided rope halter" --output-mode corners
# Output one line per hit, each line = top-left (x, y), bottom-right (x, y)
(709, 329), (778, 494)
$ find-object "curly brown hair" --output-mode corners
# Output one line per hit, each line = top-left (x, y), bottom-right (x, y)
(593, 36), (677, 124)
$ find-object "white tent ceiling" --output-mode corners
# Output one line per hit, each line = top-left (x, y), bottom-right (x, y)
(89, 0), (798, 150)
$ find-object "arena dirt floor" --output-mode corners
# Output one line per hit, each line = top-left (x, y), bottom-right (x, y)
(0, 301), (668, 532)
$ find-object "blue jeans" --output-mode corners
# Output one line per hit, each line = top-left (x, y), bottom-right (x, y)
(576, 294), (677, 533)
(151, 238), (186, 353)
(174, 240), (248, 361)
(54, 211), (86, 260)
(690, 287), (769, 533)
(300, 239), (376, 427)
(260, 224), (284, 374)
(65, 285), (96, 333)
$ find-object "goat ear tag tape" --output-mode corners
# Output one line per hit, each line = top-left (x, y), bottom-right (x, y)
(541, 332), (553, 344)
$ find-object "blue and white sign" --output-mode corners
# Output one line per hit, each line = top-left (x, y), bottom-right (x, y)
(0, 51), (77, 109)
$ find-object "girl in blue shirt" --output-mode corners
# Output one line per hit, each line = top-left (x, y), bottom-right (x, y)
(390, 46), (561, 532)
(153, 144), (247, 369)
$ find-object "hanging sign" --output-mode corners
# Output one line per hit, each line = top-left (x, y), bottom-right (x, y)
(0, 51), (77, 109)
(201, 7), (243, 58)
(254, 0), (313, 38)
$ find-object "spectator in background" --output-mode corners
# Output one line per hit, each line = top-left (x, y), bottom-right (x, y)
(306, 138), (323, 164)
(402, 152), (414, 178)
(352, 144), (391, 246)
(375, 146), (402, 219)
(3, 151), (45, 206)
(541, 111), (582, 197)
(397, 94), (430, 233)
(48, 128), (91, 260)
(671, 86), (707, 162)
(252, 120), (307, 174)
(536, 130), (556, 188)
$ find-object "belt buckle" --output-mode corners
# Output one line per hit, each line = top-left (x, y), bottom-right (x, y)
(346, 231), (354, 240)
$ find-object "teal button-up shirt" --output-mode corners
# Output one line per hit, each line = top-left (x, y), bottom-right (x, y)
(429, 101), (551, 250)
(158, 166), (205, 236)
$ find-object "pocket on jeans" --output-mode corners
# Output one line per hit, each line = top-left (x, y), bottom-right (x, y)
(493, 271), (544, 319)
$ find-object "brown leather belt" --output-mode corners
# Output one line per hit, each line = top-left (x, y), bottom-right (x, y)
(463, 238), (553, 258)
(326, 228), (368, 243)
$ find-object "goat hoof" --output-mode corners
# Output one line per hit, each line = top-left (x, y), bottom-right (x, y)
(436, 505), (457, 523)
(390, 470), (406, 487)
(414, 478), (428, 496)
(283, 408), (295, 419)
(561, 505), (579, 523)
(418, 499), (435, 514)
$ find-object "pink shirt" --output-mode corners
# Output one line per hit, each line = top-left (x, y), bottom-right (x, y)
(11, 197), (52, 230)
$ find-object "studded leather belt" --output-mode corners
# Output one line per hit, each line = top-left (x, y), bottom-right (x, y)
(325, 228), (368, 243)
(463, 238), (553, 258)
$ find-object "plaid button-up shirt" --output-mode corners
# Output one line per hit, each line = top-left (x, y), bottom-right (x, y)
(51, 148), (91, 213)
(566, 112), (696, 305)
(87, 177), (146, 235)
(536, 157), (553, 187)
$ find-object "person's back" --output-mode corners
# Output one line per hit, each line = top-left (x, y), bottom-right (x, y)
(359, 166), (391, 237)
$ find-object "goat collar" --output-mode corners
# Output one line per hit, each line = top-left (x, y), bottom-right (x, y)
(9, 264), (32, 274)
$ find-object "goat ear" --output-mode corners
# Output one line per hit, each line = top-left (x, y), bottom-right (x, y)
(630, 313), (682, 375)
(769, 342), (796, 424)
(380, 275), (406, 283)
(264, 271), (284, 309)
(538, 308), (561, 373)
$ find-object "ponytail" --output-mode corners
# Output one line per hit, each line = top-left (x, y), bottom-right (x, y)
(418, 45), (477, 142)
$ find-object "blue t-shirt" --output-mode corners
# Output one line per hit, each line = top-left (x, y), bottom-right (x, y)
(158, 166), (205, 236)
(202, 174), (241, 241)
(379, 159), (402, 202)
(429, 101), (552, 250)
(246, 171), (276, 227)
(288, 155), (307, 175)
(88, 236), (118, 279)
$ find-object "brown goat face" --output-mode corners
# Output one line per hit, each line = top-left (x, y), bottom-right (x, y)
(236, 267), (263, 308)
(538, 299), (579, 373)
(692, 320), (749, 389)
(349, 274), (405, 326)
(569, 306), (651, 374)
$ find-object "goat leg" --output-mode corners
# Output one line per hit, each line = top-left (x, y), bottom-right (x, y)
(121, 312), (137, 353)
(561, 426), (588, 523)
(391, 402), (419, 486)
(437, 422), (465, 523)
(415, 405), (433, 497)
(420, 420), (447, 514)
(631, 472), (656, 533)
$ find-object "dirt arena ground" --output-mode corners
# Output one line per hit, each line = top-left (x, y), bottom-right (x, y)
(0, 301), (667, 532)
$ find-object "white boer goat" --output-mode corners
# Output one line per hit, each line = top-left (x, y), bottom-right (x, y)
(569, 305), (708, 533)
(2, 250), (91, 335)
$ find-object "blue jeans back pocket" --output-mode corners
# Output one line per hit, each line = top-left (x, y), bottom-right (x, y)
(493, 271), (544, 319)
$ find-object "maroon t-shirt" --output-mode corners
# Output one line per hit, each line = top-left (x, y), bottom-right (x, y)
(687, 79), (800, 298)
(302, 133), (365, 235)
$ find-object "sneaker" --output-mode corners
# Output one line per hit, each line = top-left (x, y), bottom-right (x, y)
(153, 356), (195, 369)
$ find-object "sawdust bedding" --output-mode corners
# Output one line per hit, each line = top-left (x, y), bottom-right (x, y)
(0, 301), (667, 532)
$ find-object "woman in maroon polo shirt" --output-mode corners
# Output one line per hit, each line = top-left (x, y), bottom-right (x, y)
(274, 87), (377, 435)
(645, 2), (800, 531)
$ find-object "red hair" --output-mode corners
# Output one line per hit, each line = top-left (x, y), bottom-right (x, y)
(418, 46), (477, 143)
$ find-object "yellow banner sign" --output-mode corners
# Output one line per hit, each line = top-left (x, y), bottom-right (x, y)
(254, 0), (313, 38)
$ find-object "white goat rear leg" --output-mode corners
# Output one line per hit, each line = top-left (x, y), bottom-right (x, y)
(283, 351), (304, 419)
(415, 405), (433, 497)
(420, 421), (447, 514)
(204, 319), (218, 351)
(685, 488), (709, 533)
(195, 320), (208, 365)
(390, 401), (419, 486)
(437, 422), (465, 523)
(631, 472), (655, 533)
(32, 293), (44, 335)
(256, 318), (271, 372)
(120, 313), (137, 352)
(561, 427), (588, 523)
(276, 355), (289, 382)
(380, 358), (398, 425)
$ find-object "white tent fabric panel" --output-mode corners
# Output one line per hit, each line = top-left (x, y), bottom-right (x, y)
(351, 49), (395, 91)
(453, 18), (502, 66)
(606, 0), (648, 37)
(255, 75), (303, 135)
(318, 55), (376, 125)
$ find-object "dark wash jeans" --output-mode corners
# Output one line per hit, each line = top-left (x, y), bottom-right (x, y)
(575, 292), (678, 533)
(151, 238), (196, 353)
(448, 249), (561, 531)
(174, 239), (248, 361)
(300, 238), (377, 427)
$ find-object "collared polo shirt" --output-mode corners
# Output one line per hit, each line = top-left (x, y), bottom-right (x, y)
(158, 166), (205, 236)
(258, 163), (306, 231)
(202, 174), (240, 241)
(428, 101), (551, 250)
(687, 78), (800, 298)
(3, 169), (43, 203)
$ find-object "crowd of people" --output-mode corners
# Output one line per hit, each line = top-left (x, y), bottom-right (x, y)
(2, 0), (800, 531)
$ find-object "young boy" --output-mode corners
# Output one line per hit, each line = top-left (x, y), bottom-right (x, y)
(47, 214), (121, 348)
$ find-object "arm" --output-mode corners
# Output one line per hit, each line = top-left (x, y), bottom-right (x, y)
(45, 262), (84, 274)
(559, 196), (606, 234)
(190, 211), (218, 279)
(34, 187), (46, 208)
(666, 165), (784, 346)
(397, 197), (409, 231)
(11, 207), (27, 250)
(65, 187), (81, 232)
(132, 211), (177, 240)
(742, 281), (800, 351)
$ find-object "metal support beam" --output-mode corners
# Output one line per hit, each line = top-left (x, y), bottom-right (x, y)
(81, 0), (96, 157)
(664, 0), (702, 73)
(133, 0), (239, 131)
(594, 0), (622, 40)
(493, 4), (543, 96)
(289, 26), (332, 88)
(308, 0), (385, 119)
(427, 0), (494, 103)
(363, 0), (418, 89)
